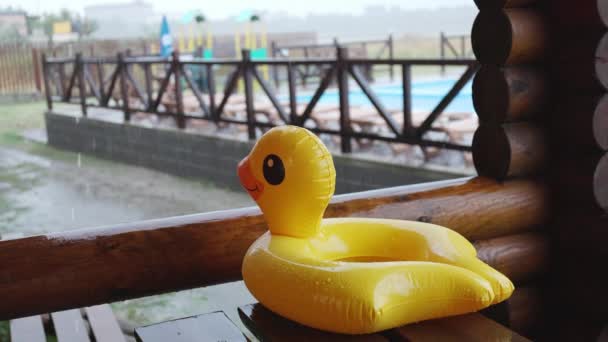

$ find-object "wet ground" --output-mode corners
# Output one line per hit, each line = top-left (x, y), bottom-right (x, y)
(0, 102), (257, 328)
(0, 140), (252, 237)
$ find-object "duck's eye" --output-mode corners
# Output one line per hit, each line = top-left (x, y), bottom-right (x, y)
(263, 154), (285, 185)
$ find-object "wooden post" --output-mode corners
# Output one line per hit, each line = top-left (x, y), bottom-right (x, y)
(117, 52), (130, 123)
(402, 64), (413, 136)
(96, 61), (105, 105)
(58, 60), (67, 100)
(302, 47), (309, 89)
(41, 53), (53, 110)
(549, 95), (608, 151)
(172, 50), (185, 129)
(206, 64), (216, 121)
(440, 32), (446, 75)
(271, 41), (280, 89)
(76, 53), (87, 117)
(32, 48), (43, 93)
(388, 34), (394, 81)
(336, 47), (352, 153)
(460, 35), (466, 58)
(242, 49), (256, 140)
(551, 153), (608, 214)
(143, 44), (153, 110)
(287, 63), (297, 124)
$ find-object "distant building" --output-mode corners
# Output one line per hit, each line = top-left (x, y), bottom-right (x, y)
(84, 0), (157, 39)
(0, 10), (28, 36)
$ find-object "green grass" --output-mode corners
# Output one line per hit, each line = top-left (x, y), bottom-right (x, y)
(0, 101), (45, 136)
(0, 321), (9, 341)
(0, 102), (104, 166)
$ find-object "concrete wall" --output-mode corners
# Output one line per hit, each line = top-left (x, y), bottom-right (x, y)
(45, 112), (464, 194)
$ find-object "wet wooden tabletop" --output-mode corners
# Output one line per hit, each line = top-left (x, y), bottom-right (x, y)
(135, 281), (531, 342)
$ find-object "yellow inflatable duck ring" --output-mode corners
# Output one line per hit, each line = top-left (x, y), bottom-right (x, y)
(238, 126), (514, 335)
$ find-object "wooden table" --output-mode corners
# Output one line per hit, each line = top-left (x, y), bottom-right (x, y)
(135, 281), (531, 342)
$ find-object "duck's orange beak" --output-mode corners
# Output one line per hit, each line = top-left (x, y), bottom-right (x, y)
(238, 156), (264, 201)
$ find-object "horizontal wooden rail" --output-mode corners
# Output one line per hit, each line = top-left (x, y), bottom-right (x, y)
(276, 39), (389, 50)
(0, 177), (549, 320)
(473, 65), (547, 124)
(473, 123), (548, 180)
(472, 9), (549, 65)
(474, 233), (549, 283)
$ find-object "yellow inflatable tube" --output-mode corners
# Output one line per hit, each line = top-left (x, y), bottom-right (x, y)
(239, 126), (514, 334)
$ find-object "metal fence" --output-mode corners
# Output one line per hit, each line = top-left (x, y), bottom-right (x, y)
(43, 47), (478, 153)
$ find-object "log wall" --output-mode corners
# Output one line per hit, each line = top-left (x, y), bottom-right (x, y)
(472, 0), (608, 339)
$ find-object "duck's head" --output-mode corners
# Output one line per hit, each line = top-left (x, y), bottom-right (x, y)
(238, 126), (336, 238)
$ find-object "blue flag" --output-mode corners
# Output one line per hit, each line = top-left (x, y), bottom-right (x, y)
(160, 15), (173, 57)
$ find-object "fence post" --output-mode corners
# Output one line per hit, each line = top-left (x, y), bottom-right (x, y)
(143, 44), (153, 110)
(388, 34), (394, 82)
(118, 52), (130, 122)
(32, 48), (43, 93)
(242, 49), (256, 140)
(402, 64), (414, 137)
(76, 53), (87, 117)
(440, 32), (446, 75)
(172, 50), (186, 129)
(58, 57), (67, 100)
(287, 63), (297, 124)
(336, 47), (352, 154)
(271, 41), (280, 89)
(206, 64), (216, 121)
(41, 53), (53, 110)
(461, 35), (466, 58)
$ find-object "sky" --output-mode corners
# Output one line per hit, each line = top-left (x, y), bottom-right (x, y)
(2, 0), (472, 18)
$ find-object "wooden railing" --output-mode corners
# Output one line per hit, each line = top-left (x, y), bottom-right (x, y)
(42, 48), (477, 153)
(0, 177), (550, 323)
(440, 32), (472, 75)
(271, 35), (395, 86)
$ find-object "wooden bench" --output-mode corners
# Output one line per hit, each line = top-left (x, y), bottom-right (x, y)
(9, 305), (126, 342)
(1, 234), (127, 342)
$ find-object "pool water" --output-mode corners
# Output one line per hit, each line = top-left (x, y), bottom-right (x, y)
(294, 79), (474, 113)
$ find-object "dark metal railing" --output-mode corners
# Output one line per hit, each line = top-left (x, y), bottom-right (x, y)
(42, 47), (478, 153)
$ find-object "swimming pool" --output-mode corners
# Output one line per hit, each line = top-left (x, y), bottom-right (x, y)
(293, 79), (474, 113)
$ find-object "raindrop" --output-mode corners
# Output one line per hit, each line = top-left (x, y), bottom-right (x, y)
(71, 208), (75, 221)
(77, 153), (81, 168)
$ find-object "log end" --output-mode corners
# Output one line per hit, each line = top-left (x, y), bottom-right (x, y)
(600, 0), (608, 28)
(472, 10), (513, 65)
(473, 65), (510, 123)
(594, 153), (608, 212)
(594, 95), (608, 150)
(595, 33), (608, 91)
(473, 125), (511, 180)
